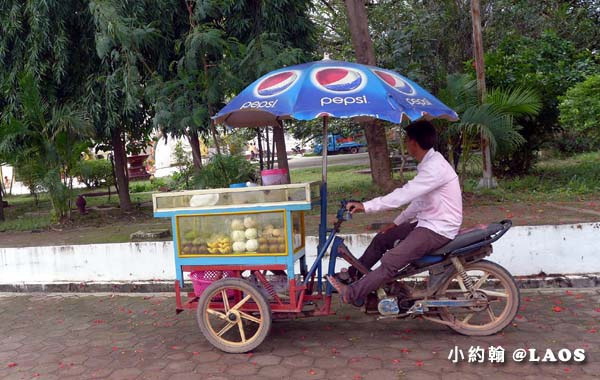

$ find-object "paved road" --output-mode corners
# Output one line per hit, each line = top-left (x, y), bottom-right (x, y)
(287, 152), (370, 169)
(1, 289), (599, 379)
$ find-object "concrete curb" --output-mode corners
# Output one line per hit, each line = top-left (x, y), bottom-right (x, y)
(1, 273), (598, 293)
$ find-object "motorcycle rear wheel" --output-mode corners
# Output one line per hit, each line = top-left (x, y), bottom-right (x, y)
(437, 260), (519, 336)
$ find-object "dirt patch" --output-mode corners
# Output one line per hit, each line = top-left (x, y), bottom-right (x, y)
(1, 199), (599, 248)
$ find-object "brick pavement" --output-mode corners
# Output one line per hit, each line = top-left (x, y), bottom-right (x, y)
(0, 289), (599, 380)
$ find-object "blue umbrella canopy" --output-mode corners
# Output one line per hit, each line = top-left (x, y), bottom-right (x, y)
(214, 58), (458, 128)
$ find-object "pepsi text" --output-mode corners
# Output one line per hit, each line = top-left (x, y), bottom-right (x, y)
(240, 99), (279, 109)
(320, 95), (368, 107)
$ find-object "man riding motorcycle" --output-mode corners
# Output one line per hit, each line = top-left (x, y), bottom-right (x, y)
(327, 120), (463, 304)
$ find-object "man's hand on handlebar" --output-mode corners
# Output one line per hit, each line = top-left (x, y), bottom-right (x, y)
(346, 201), (365, 214)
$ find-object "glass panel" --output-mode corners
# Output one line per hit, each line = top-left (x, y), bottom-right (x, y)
(177, 211), (287, 256)
(310, 182), (321, 202)
(291, 211), (305, 251)
(154, 183), (318, 212)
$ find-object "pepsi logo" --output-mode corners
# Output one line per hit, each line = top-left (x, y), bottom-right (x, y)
(255, 70), (299, 97)
(312, 67), (366, 93)
(372, 70), (416, 96)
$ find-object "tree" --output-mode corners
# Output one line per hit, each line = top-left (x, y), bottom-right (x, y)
(149, 3), (232, 171)
(343, 0), (393, 190)
(220, 0), (316, 181)
(87, 0), (174, 211)
(0, 73), (92, 221)
(0, 0), (97, 221)
(559, 74), (600, 148)
(439, 74), (542, 182)
(484, 32), (599, 173)
(151, 0), (316, 178)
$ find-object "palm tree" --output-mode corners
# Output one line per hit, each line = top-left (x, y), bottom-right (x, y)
(439, 74), (542, 183)
(0, 73), (92, 221)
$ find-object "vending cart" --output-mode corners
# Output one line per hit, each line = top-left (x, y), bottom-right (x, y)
(153, 182), (328, 352)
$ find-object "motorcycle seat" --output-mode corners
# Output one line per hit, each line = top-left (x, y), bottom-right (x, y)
(411, 223), (504, 267)
(428, 222), (504, 256)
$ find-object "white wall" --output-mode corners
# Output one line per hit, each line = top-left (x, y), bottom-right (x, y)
(1, 223), (599, 284)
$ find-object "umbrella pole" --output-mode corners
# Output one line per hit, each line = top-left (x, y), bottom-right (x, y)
(318, 116), (329, 292)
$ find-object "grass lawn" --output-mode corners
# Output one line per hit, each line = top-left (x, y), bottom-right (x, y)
(1, 151), (599, 238)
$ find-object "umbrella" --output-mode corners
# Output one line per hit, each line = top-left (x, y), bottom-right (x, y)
(213, 57), (458, 262)
(214, 58), (458, 127)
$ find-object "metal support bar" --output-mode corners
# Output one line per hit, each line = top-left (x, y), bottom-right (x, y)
(304, 229), (337, 287)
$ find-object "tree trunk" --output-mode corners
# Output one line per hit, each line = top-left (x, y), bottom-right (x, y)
(256, 128), (264, 171)
(0, 186), (4, 222)
(111, 127), (132, 211)
(344, 0), (393, 190)
(273, 122), (291, 183)
(188, 129), (203, 170)
(363, 120), (393, 190)
(265, 128), (272, 169)
(470, 0), (496, 188)
(0, 166), (4, 222)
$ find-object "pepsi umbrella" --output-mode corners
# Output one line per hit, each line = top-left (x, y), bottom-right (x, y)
(214, 59), (458, 127)
(214, 58), (457, 258)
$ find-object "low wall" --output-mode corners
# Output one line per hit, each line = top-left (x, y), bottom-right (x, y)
(1, 223), (599, 286)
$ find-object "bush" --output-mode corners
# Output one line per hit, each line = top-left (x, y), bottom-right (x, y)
(193, 155), (258, 189)
(559, 74), (600, 151)
(550, 131), (599, 156)
(130, 177), (172, 193)
(73, 160), (114, 189)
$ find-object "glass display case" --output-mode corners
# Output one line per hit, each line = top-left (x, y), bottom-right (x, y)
(153, 182), (318, 286)
(177, 211), (289, 256)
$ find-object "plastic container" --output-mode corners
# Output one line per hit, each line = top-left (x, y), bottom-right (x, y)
(261, 169), (288, 186)
(229, 182), (247, 188)
(189, 270), (235, 298)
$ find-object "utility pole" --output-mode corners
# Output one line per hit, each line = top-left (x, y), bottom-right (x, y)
(470, 0), (497, 188)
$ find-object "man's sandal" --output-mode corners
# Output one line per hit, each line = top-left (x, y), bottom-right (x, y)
(326, 275), (350, 304)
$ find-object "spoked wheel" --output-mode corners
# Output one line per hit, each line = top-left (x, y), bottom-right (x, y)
(438, 260), (519, 336)
(196, 278), (272, 353)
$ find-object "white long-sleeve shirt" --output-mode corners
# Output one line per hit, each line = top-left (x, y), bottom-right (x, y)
(363, 148), (463, 239)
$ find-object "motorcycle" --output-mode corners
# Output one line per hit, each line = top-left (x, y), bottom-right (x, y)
(292, 145), (305, 155)
(329, 200), (519, 336)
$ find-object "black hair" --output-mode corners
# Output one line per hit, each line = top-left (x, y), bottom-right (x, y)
(405, 120), (437, 150)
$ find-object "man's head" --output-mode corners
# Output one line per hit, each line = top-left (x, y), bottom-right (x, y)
(404, 120), (437, 160)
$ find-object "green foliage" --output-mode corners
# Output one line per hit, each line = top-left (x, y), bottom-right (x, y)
(482, 0), (600, 53)
(438, 74), (541, 179)
(559, 74), (600, 149)
(193, 155), (258, 189)
(73, 160), (115, 189)
(0, 73), (92, 221)
(0, 0), (96, 114)
(129, 177), (171, 193)
(484, 32), (599, 173)
(149, 0), (316, 162)
(462, 152), (600, 201)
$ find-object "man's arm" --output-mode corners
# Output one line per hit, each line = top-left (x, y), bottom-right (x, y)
(363, 163), (445, 213)
(393, 200), (423, 225)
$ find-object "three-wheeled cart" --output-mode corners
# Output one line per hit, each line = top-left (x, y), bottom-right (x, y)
(153, 181), (350, 353)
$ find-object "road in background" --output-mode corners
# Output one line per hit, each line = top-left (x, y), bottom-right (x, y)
(286, 152), (370, 169)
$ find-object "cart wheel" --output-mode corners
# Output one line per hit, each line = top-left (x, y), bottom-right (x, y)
(196, 278), (272, 353)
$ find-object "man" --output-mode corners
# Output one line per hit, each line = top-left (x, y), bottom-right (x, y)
(327, 120), (462, 304)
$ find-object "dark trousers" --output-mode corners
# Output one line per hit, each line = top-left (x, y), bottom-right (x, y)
(346, 222), (451, 302)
